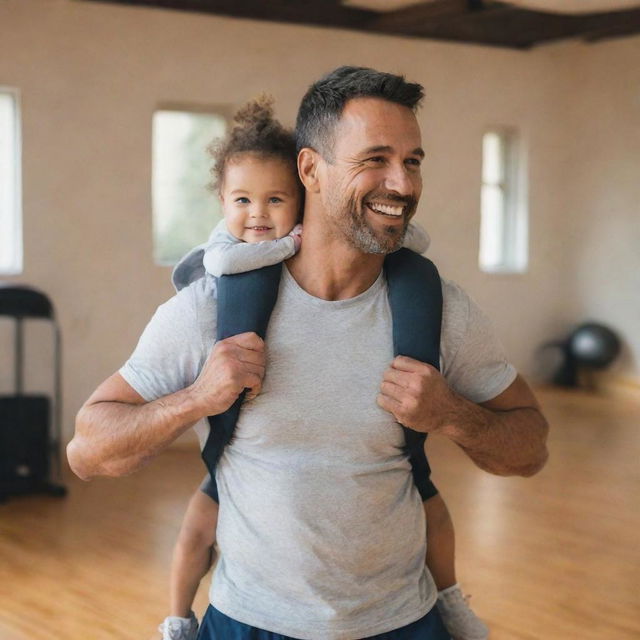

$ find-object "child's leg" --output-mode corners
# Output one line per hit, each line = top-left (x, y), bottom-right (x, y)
(423, 493), (489, 640)
(169, 489), (219, 618)
(423, 493), (456, 590)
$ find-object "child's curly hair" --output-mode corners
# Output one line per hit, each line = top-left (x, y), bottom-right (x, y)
(208, 94), (298, 193)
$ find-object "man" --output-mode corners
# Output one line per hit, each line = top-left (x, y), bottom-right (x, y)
(68, 67), (548, 639)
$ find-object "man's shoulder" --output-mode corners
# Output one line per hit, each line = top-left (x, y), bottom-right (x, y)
(151, 275), (218, 337)
(168, 274), (218, 308)
(440, 276), (471, 320)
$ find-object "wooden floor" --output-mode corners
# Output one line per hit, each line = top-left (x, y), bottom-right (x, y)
(1, 388), (639, 640)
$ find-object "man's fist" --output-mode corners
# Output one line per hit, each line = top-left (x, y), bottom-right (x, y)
(377, 356), (457, 433)
(189, 332), (266, 417)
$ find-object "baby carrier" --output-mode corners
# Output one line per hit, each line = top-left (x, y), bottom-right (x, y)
(203, 248), (443, 502)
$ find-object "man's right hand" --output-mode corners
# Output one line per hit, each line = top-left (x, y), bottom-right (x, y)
(188, 331), (266, 416)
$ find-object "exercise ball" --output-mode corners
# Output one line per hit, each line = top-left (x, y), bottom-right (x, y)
(569, 323), (621, 369)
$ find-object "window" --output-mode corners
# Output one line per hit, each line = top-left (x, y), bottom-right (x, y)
(0, 88), (22, 275)
(479, 129), (528, 273)
(152, 109), (228, 265)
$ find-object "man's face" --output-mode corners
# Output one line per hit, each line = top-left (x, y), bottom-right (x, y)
(318, 97), (424, 254)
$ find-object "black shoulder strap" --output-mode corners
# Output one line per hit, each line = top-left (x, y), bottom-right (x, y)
(384, 248), (443, 502)
(384, 248), (442, 368)
(202, 263), (282, 494)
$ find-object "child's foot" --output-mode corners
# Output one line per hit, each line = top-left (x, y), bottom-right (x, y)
(158, 611), (199, 640)
(436, 584), (489, 640)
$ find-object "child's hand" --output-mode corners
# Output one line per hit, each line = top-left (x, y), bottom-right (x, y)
(289, 224), (303, 252)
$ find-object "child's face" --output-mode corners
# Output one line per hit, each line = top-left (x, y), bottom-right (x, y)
(221, 154), (301, 243)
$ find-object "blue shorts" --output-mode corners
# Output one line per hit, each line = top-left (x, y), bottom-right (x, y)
(197, 604), (451, 640)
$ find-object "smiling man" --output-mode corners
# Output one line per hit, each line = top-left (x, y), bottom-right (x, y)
(68, 67), (548, 640)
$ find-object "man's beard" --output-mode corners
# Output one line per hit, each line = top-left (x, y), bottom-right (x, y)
(332, 192), (418, 255)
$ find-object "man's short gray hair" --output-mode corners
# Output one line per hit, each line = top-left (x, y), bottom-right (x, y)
(295, 66), (424, 161)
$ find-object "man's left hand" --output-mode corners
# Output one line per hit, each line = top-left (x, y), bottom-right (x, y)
(377, 355), (457, 433)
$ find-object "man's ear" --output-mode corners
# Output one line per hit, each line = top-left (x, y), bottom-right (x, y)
(298, 148), (322, 194)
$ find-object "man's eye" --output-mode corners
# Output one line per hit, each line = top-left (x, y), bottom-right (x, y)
(235, 197), (250, 204)
(405, 157), (423, 170)
(367, 156), (385, 164)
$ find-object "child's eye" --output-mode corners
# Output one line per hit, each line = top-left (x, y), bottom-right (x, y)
(235, 197), (250, 204)
(268, 197), (283, 204)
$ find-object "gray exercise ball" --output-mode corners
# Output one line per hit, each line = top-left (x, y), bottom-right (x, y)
(568, 323), (621, 369)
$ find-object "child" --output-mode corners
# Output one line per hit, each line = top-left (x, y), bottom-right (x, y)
(159, 96), (488, 640)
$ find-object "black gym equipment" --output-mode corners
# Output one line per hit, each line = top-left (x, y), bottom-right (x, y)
(0, 284), (67, 500)
(541, 322), (622, 388)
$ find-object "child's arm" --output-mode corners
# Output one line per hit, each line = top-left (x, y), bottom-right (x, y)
(402, 222), (431, 255)
(169, 484), (219, 618)
(203, 219), (300, 277)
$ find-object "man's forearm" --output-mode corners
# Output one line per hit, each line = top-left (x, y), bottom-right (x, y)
(69, 333), (266, 481)
(378, 361), (549, 477)
(68, 387), (204, 480)
(441, 394), (549, 477)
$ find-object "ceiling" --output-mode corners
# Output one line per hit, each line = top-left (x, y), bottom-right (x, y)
(82, 0), (640, 49)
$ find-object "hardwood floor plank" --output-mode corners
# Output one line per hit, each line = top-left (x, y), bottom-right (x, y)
(1, 388), (638, 639)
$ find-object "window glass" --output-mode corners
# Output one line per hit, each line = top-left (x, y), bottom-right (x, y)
(152, 110), (227, 265)
(0, 88), (22, 275)
(479, 129), (528, 274)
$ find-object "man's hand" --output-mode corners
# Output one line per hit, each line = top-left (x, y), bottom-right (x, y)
(378, 356), (549, 477)
(188, 331), (266, 416)
(377, 355), (455, 433)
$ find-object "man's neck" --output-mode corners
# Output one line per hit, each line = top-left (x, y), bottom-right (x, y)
(286, 220), (384, 301)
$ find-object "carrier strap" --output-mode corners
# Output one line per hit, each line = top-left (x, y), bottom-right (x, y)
(384, 249), (443, 501)
(202, 263), (282, 500)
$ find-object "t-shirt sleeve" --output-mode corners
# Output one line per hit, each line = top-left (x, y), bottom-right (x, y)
(440, 279), (517, 404)
(119, 279), (214, 402)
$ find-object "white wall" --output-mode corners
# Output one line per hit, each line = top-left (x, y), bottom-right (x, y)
(0, 0), (637, 441)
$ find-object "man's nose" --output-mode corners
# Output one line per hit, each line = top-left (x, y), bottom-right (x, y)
(383, 163), (414, 196)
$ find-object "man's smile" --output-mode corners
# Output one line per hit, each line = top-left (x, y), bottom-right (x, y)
(365, 201), (406, 219)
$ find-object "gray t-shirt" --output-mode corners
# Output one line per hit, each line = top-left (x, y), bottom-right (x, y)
(120, 266), (516, 639)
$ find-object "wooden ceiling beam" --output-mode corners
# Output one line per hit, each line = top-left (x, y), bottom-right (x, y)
(577, 8), (640, 42)
(366, 0), (471, 31)
(367, 2), (536, 48)
(81, 0), (640, 48)
(85, 0), (376, 29)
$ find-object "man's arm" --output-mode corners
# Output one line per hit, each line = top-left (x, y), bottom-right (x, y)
(378, 358), (549, 477)
(67, 332), (265, 481)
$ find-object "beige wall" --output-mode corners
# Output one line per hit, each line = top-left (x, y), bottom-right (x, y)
(0, 0), (638, 441)
(556, 38), (640, 386)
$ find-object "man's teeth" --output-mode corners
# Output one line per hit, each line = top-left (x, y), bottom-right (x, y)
(367, 203), (404, 217)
